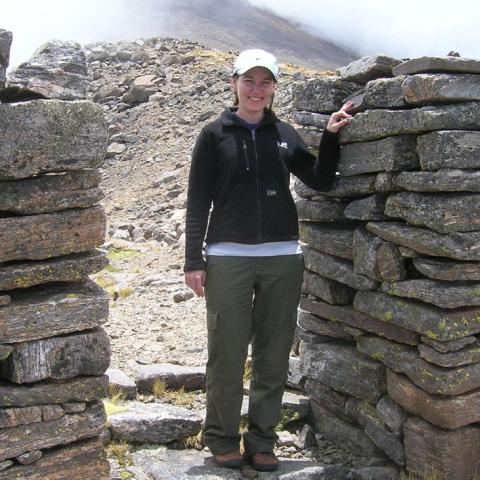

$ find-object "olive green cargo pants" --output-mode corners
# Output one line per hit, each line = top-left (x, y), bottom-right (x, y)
(203, 254), (304, 456)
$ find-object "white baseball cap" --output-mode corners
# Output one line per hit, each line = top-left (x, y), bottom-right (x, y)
(233, 49), (279, 80)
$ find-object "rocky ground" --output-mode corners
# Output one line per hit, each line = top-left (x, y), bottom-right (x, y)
(82, 38), (399, 479)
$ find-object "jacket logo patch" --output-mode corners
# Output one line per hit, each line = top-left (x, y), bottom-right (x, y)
(266, 189), (277, 196)
(277, 141), (288, 149)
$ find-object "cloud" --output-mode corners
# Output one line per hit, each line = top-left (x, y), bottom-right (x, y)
(248, 0), (480, 60)
(1, 0), (168, 69)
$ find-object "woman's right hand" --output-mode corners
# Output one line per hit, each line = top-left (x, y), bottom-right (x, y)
(185, 270), (206, 297)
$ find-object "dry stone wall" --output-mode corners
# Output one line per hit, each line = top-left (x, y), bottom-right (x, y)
(0, 31), (110, 478)
(293, 54), (480, 480)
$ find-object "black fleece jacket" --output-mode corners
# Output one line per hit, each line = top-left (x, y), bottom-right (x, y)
(184, 107), (340, 272)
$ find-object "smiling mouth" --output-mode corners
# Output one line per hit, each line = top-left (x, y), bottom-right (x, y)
(248, 97), (263, 101)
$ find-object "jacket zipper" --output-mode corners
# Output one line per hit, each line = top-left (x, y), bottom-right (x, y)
(242, 140), (250, 171)
(252, 129), (262, 242)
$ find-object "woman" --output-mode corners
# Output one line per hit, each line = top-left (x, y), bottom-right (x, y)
(184, 49), (352, 471)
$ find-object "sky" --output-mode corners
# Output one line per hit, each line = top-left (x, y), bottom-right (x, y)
(1, 0), (479, 69)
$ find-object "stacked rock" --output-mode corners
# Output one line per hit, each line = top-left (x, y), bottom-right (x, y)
(0, 32), (111, 478)
(293, 54), (480, 479)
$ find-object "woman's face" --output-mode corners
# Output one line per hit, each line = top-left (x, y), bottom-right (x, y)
(231, 67), (276, 115)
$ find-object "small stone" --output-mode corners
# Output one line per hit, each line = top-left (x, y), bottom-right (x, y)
(16, 449), (42, 465)
(173, 290), (194, 303)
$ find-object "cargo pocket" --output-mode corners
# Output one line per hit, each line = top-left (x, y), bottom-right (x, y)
(206, 311), (221, 369)
(206, 311), (218, 330)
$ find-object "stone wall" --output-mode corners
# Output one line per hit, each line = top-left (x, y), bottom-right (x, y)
(0, 30), (111, 478)
(293, 54), (480, 479)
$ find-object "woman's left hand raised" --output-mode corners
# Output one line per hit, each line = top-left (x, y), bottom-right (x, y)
(326, 100), (354, 133)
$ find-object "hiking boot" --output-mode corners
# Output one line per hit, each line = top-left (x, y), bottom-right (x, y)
(250, 452), (279, 471)
(214, 450), (243, 469)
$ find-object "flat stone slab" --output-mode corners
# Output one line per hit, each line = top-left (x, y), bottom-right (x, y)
(296, 198), (347, 222)
(358, 336), (480, 395)
(297, 308), (354, 341)
(346, 397), (405, 466)
(0, 100), (107, 180)
(385, 192), (480, 233)
(352, 228), (385, 281)
(417, 130), (480, 170)
(0, 250), (108, 291)
(135, 363), (206, 391)
(1, 327), (110, 383)
(393, 56), (480, 76)
(0, 438), (109, 480)
(418, 342), (480, 367)
(338, 135), (418, 177)
(303, 270), (355, 305)
(339, 102), (480, 144)
(108, 401), (202, 443)
(310, 400), (383, 457)
(0, 401), (106, 462)
(375, 395), (407, 438)
(300, 340), (386, 403)
(0, 280), (109, 343)
(354, 290), (480, 341)
(363, 76), (407, 109)
(293, 111), (330, 128)
(0, 170), (103, 214)
(394, 169), (480, 192)
(402, 73), (480, 104)
(0, 374), (108, 407)
(301, 297), (418, 345)
(421, 335), (476, 353)
(387, 370), (480, 429)
(132, 445), (345, 480)
(337, 55), (401, 84)
(381, 279), (480, 308)
(303, 245), (378, 290)
(295, 175), (377, 199)
(106, 368), (137, 400)
(292, 76), (359, 112)
(0, 205), (106, 263)
(367, 221), (480, 261)
(404, 416), (480, 480)
(6, 40), (88, 100)
(299, 223), (355, 260)
(376, 242), (407, 281)
(344, 194), (388, 221)
(413, 256), (480, 281)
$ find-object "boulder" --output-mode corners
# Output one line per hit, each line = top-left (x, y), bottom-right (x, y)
(339, 102), (480, 144)
(1, 327), (110, 383)
(402, 73), (480, 104)
(106, 368), (137, 399)
(367, 221), (480, 261)
(0, 438), (109, 480)
(134, 363), (206, 391)
(394, 169), (480, 193)
(337, 55), (402, 84)
(0, 280), (109, 343)
(0, 205), (106, 263)
(300, 341), (386, 402)
(0, 251), (108, 291)
(404, 416), (480, 480)
(0, 100), (107, 180)
(387, 370), (480, 429)
(108, 401), (201, 443)
(6, 40), (88, 100)
(354, 290), (480, 341)
(417, 130), (480, 170)
(385, 192), (480, 233)
(337, 135), (418, 177)
(299, 223), (355, 260)
(393, 55), (480, 75)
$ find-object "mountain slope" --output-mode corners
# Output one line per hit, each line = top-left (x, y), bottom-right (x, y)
(139, 0), (358, 70)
